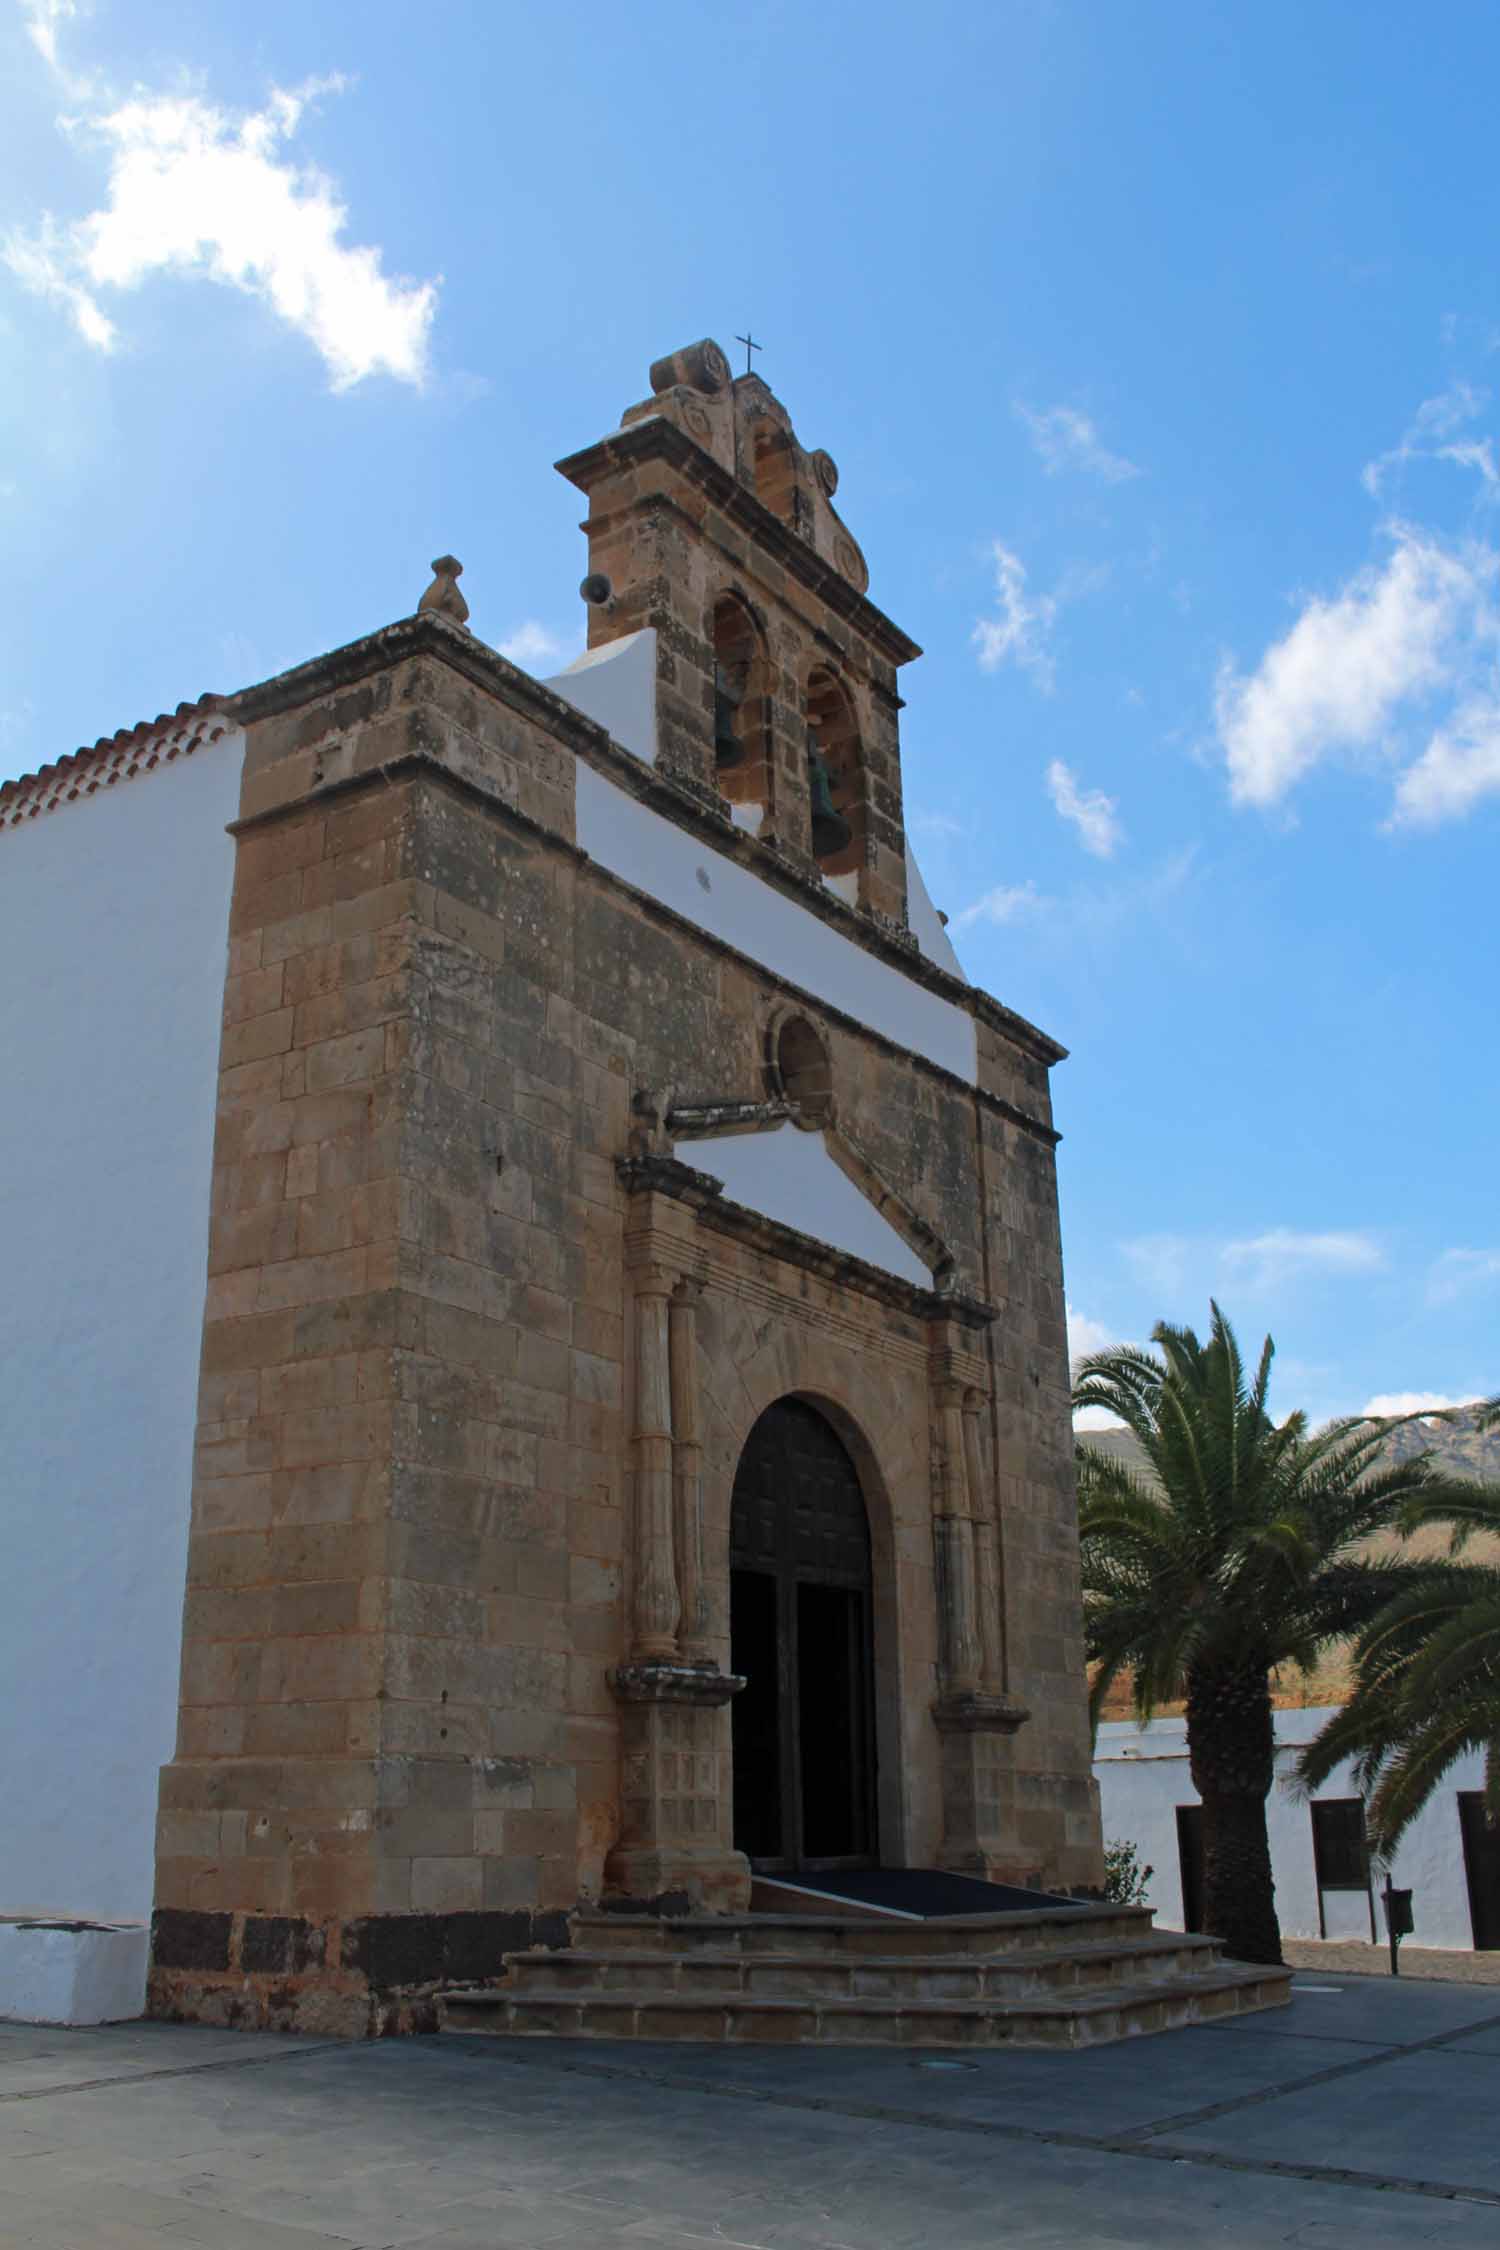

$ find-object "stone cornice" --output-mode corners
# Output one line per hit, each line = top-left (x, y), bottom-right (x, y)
(556, 415), (923, 669)
(225, 613), (1066, 1103)
(616, 1154), (997, 1331)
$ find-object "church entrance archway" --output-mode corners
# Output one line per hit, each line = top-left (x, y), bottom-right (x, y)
(729, 1398), (877, 1872)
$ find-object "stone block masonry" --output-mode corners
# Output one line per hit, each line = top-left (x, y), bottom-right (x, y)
(147, 326), (1110, 2032)
(147, 605), (1099, 2033)
(152, 638), (608, 2032)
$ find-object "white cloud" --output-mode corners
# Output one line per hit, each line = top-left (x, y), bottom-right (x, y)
(498, 621), (566, 669)
(972, 541), (1059, 687)
(1427, 1248), (1500, 1306)
(22, 0), (74, 66)
(1221, 1228), (1385, 1290)
(1388, 693), (1500, 826)
(1068, 1307), (1127, 1429)
(951, 879), (1043, 931)
(1214, 526), (1491, 810)
(3, 218), (114, 347)
(4, 70), (437, 389)
(1436, 436), (1500, 493)
(1362, 381), (1494, 499)
(1360, 1390), (1479, 1419)
(1066, 1303), (1115, 1361)
(1046, 758), (1122, 858)
(1016, 402), (1139, 484)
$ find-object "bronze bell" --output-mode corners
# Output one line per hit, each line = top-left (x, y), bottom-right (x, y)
(807, 737), (852, 857)
(713, 660), (745, 768)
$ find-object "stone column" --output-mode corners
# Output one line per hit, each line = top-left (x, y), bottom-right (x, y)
(609, 1230), (748, 1913)
(630, 1266), (680, 1661)
(669, 1279), (710, 1662)
(964, 1387), (1006, 1694)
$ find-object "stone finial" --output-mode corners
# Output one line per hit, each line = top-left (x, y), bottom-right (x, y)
(418, 554), (470, 630)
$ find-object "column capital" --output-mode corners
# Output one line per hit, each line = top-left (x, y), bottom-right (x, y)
(633, 1261), (678, 1299)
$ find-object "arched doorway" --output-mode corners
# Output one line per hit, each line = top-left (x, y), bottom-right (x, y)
(729, 1398), (877, 1871)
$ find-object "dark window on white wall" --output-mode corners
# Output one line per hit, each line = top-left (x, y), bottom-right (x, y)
(1310, 1798), (1369, 1891)
(1458, 1793), (1500, 1949)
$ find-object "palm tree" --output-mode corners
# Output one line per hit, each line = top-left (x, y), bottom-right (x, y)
(1075, 1306), (1480, 1965)
(1297, 1395), (1500, 1856)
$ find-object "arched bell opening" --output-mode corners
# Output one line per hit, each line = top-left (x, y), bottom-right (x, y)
(728, 1396), (879, 1872)
(710, 593), (773, 824)
(805, 667), (866, 890)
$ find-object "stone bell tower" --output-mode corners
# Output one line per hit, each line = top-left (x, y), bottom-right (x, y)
(557, 339), (916, 930)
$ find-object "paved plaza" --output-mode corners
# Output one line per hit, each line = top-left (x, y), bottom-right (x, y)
(2, 1975), (1499, 2247)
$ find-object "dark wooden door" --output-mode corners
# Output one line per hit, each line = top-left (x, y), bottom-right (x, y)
(1176, 1804), (1205, 1933)
(729, 1399), (876, 1872)
(1459, 1792), (1500, 1949)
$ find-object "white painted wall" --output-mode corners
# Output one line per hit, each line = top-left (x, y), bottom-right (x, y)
(546, 634), (980, 1021)
(0, 739), (242, 1931)
(674, 1123), (931, 1286)
(1097, 1706), (1489, 1950)
(575, 761), (979, 1083)
(903, 846), (967, 982)
(0, 1919), (150, 2025)
(544, 628), (658, 765)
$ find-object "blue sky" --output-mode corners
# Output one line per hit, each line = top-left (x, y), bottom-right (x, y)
(4, 0), (1497, 1423)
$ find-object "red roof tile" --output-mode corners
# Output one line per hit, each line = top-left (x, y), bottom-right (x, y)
(0, 696), (231, 834)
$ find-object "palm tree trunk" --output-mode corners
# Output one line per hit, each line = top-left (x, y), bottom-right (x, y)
(1185, 1658), (1283, 1966)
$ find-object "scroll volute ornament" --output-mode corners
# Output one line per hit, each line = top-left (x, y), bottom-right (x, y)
(650, 340), (731, 396)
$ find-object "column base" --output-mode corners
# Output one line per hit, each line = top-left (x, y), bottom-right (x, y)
(601, 1843), (752, 1916)
(933, 1691), (1034, 1883)
(607, 1661), (749, 1914)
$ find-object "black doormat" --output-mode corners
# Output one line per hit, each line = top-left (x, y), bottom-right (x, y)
(760, 1868), (1078, 1918)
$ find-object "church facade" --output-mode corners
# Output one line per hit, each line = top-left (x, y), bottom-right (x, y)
(1, 342), (1102, 2034)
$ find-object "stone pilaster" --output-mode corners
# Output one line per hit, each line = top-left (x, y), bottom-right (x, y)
(932, 1362), (1031, 1880)
(629, 1267), (680, 1661)
(964, 1387), (1006, 1695)
(932, 1382), (982, 1695)
(669, 1278), (710, 1663)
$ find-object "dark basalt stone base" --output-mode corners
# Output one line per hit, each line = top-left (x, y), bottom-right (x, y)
(147, 1907), (571, 2037)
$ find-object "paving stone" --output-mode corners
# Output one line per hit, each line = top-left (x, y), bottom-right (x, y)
(0, 2000), (1498, 2249)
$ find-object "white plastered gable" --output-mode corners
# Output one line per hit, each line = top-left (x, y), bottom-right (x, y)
(671, 1119), (934, 1289)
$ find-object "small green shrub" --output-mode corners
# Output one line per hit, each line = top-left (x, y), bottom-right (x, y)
(1102, 1838), (1154, 1905)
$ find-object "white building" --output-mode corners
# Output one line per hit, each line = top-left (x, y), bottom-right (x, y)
(1096, 1705), (1499, 1952)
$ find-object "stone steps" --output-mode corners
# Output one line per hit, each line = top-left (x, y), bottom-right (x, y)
(485, 1933), (1223, 2003)
(439, 1901), (1293, 2050)
(442, 1964), (1290, 2050)
(570, 1904), (1156, 1958)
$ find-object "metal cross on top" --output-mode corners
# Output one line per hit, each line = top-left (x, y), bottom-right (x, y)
(735, 331), (762, 376)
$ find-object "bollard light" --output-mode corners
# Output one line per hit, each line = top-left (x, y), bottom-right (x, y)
(1381, 1875), (1414, 1975)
